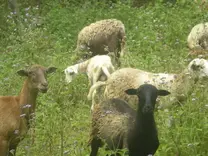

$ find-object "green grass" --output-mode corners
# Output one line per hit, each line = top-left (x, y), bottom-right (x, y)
(0, 1), (208, 155)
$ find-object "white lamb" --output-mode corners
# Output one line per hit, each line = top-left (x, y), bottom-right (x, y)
(88, 58), (208, 109)
(187, 22), (208, 51)
(64, 55), (115, 86)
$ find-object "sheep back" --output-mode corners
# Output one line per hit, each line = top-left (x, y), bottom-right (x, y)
(104, 68), (144, 109)
(90, 98), (135, 150)
(103, 68), (196, 109)
(76, 19), (126, 59)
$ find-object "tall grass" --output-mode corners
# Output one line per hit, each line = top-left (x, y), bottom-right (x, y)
(0, 0), (207, 155)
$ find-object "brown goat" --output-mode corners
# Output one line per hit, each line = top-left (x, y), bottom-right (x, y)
(0, 65), (56, 156)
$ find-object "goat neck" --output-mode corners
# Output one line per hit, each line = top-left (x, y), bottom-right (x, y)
(19, 79), (38, 126)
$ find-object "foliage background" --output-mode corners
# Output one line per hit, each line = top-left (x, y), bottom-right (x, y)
(0, 0), (208, 155)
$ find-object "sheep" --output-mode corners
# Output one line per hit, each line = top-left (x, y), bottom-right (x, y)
(0, 65), (56, 156)
(187, 22), (208, 51)
(89, 84), (170, 156)
(75, 19), (126, 66)
(88, 58), (208, 109)
(64, 55), (115, 85)
(65, 55), (115, 111)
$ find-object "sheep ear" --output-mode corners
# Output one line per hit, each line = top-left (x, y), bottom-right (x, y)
(46, 67), (57, 74)
(73, 65), (79, 74)
(190, 59), (204, 71)
(125, 89), (138, 95)
(158, 90), (170, 96)
(17, 70), (28, 77)
(191, 63), (200, 71)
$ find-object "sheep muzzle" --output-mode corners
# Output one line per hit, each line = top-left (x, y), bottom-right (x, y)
(142, 104), (153, 113)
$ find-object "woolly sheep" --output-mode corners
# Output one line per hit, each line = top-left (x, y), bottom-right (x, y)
(89, 84), (170, 156)
(88, 58), (208, 109)
(187, 22), (208, 51)
(75, 19), (126, 65)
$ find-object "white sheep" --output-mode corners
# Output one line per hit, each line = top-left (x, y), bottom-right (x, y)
(187, 22), (208, 51)
(75, 19), (126, 65)
(64, 55), (115, 85)
(88, 58), (208, 109)
(65, 55), (115, 111)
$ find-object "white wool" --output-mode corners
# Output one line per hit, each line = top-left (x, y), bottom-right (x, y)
(187, 22), (208, 50)
(64, 55), (115, 85)
(88, 58), (208, 109)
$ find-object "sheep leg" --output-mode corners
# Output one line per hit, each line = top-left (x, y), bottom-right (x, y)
(120, 35), (126, 57)
(0, 136), (9, 156)
(90, 89), (97, 112)
(92, 68), (102, 85)
(114, 54), (121, 67)
(87, 81), (106, 101)
(90, 137), (101, 156)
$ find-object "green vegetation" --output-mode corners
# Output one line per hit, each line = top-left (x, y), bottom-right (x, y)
(0, 0), (208, 155)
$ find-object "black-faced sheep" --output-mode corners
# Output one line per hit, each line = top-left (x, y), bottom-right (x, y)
(88, 58), (208, 109)
(75, 19), (126, 66)
(89, 84), (170, 156)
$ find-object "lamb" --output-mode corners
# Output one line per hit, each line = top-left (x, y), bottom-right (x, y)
(187, 22), (208, 51)
(0, 65), (56, 156)
(64, 55), (115, 85)
(75, 19), (126, 66)
(88, 58), (208, 109)
(65, 55), (115, 111)
(89, 84), (170, 156)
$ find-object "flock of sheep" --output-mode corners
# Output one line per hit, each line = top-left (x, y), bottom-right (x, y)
(0, 18), (208, 156)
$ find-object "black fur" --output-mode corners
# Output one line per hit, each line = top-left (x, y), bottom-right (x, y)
(90, 84), (170, 156)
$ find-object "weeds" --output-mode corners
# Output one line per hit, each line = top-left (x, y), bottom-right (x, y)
(0, 0), (207, 155)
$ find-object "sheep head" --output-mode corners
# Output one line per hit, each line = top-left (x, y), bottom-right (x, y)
(17, 65), (57, 93)
(188, 58), (208, 79)
(64, 65), (79, 83)
(125, 84), (170, 114)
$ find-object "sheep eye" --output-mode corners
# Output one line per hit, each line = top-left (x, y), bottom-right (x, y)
(29, 72), (36, 77)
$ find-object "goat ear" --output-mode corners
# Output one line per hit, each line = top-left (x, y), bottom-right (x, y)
(158, 90), (170, 96)
(125, 89), (138, 95)
(46, 67), (57, 74)
(17, 70), (28, 77)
